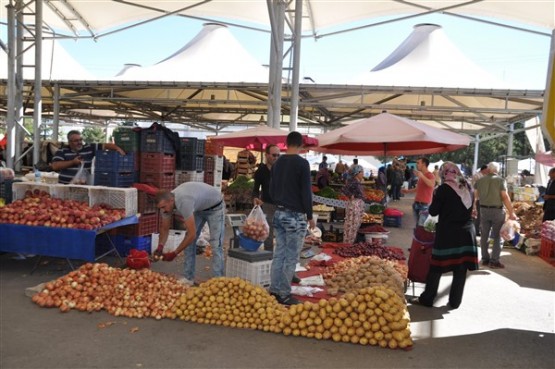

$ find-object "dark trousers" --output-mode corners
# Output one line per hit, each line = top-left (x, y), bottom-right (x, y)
(419, 269), (468, 309)
(473, 200), (481, 235)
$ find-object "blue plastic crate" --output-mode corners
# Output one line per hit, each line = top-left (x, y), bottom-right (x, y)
(95, 151), (136, 172)
(178, 154), (205, 171)
(112, 235), (152, 256)
(94, 171), (135, 188)
(141, 129), (175, 154)
(383, 215), (402, 228)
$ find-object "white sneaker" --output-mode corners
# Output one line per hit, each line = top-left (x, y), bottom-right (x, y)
(177, 277), (194, 286)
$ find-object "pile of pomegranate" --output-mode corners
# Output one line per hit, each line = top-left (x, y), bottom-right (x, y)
(0, 190), (125, 230)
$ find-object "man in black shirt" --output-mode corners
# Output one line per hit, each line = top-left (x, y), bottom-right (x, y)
(252, 144), (280, 251)
(269, 132), (315, 305)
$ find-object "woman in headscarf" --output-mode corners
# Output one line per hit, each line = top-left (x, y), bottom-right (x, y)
(410, 161), (479, 309)
(342, 164), (366, 244)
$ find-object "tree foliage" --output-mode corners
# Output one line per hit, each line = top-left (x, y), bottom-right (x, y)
(81, 127), (106, 144)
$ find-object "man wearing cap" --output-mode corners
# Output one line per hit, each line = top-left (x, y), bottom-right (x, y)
(342, 164), (366, 244)
(154, 182), (225, 285)
(473, 162), (517, 269)
(401, 157), (436, 224)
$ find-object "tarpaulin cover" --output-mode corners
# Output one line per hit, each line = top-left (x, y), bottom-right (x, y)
(0, 216), (138, 261)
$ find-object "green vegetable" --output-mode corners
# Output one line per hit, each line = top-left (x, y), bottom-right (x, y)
(317, 186), (338, 199)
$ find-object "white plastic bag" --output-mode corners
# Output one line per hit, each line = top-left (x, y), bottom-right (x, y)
(242, 205), (269, 241)
(500, 219), (520, 241)
(70, 162), (91, 185)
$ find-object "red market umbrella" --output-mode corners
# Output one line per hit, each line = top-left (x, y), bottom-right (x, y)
(207, 124), (318, 150)
(313, 113), (470, 156)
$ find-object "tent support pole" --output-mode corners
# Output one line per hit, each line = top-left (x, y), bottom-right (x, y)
(32, 0), (43, 167)
(507, 123), (514, 157)
(289, 0), (302, 132)
(53, 83), (60, 142)
(473, 134), (480, 173)
(5, 2), (15, 169)
(267, 0), (285, 129)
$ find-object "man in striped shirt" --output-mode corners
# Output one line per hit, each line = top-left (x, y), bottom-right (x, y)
(51, 130), (125, 184)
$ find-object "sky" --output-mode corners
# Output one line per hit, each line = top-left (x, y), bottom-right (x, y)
(56, 13), (552, 90)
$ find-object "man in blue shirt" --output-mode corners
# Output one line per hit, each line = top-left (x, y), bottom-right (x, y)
(51, 130), (125, 184)
(269, 131), (315, 305)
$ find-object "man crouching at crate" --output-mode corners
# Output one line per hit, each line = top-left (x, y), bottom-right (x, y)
(154, 182), (225, 285)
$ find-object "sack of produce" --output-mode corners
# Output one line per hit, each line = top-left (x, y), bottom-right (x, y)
(126, 249), (151, 270)
(242, 205), (269, 242)
(500, 219), (521, 241)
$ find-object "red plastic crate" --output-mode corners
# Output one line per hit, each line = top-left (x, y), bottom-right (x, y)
(138, 191), (157, 214)
(140, 152), (176, 173)
(117, 213), (159, 236)
(539, 236), (555, 266)
(140, 172), (175, 190)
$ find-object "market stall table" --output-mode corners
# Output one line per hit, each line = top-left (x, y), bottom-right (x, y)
(0, 215), (139, 271)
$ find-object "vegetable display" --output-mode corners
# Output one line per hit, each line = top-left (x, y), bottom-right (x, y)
(31, 263), (188, 318)
(0, 190), (125, 229)
(334, 242), (405, 261)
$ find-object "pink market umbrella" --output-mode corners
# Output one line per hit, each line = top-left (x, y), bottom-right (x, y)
(313, 113), (470, 156)
(208, 124), (318, 150)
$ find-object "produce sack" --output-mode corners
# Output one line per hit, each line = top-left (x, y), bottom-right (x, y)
(500, 219), (521, 241)
(242, 205), (269, 242)
(126, 249), (151, 270)
(70, 162), (91, 185)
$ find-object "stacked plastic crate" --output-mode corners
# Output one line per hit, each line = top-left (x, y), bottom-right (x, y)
(139, 128), (176, 190)
(93, 150), (136, 187)
(204, 155), (224, 190)
(176, 137), (205, 186)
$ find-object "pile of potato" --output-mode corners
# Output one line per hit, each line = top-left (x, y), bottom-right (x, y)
(323, 256), (406, 298)
(279, 286), (412, 349)
(171, 277), (286, 332)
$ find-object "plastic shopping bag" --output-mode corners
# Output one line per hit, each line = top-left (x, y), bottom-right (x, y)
(242, 205), (270, 242)
(70, 162), (91, 185)
(500, 219), (521, 241)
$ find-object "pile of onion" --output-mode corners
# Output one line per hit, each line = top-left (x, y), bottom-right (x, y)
(242, 219), (269, 242)
(31, 263), (189, 319)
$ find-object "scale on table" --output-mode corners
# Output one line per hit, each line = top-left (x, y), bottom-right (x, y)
(226, 213), (273, 262)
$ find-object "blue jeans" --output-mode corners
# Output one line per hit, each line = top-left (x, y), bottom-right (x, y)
(270, 209), (307, 298)
(413, 202), (429, 225)
(181, 203), (225, 280)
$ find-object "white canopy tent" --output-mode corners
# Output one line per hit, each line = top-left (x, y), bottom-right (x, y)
(351, 24), (508, 89)
(114, 23), (269, 83)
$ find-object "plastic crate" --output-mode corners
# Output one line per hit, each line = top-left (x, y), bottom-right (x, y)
(151, 229), (186, 253)
(0, 179), (22, 204)
(383, 215), (402, 228)
(55, 184), (94, 203)
(94, 151), (136, 172)
(204, 155), (224, 172)
(204, 170), (223, 186)
(175, 170), (205, 186)
(180, 137), (205, 156)
(113, 235), (152, 256)
(113, 129), (141, 152)
(12, 182), (62, 201)
(539, 236), (555, 265)
(94, 171), (135, 188)
(141, 129), (176, 154)
(204, 139), (223, 155)
(178, 154), (205, 171)
(89, 187), (138, 217)
(140, 152), (176, 173)
(225, 257), (272, 288)
(117, 213), (159, 236)
(140, 172), (175, 190)
(138, 191), (157, 214)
